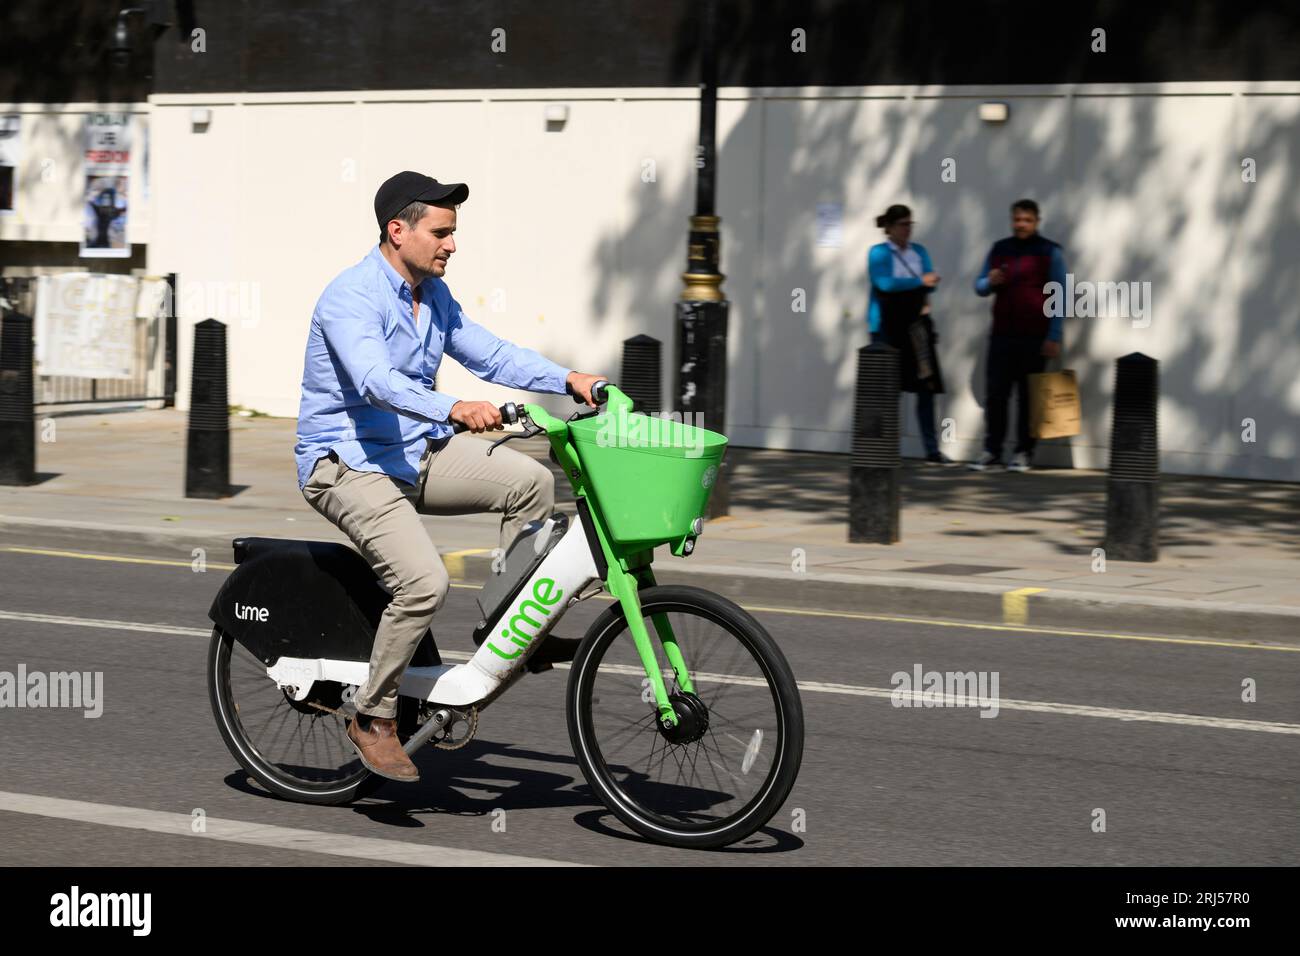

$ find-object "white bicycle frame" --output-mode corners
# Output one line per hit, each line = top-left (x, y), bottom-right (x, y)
(265, 519), (600, 709)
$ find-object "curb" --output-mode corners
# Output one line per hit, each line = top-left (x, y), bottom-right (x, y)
(3, 516), (1297, 647)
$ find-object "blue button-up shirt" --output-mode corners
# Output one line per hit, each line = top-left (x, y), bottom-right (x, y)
(294, 246), (571, 489)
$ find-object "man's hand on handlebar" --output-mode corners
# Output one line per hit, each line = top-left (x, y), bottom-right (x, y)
(566, 371), (609, 407)
(449, 400), (505, 433)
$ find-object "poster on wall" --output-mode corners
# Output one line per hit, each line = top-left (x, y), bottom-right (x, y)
(816, 202), (843, 248)
(35, 274), (140, 379)
(81, 111), (131, 258)
(0, 114), (20, 216)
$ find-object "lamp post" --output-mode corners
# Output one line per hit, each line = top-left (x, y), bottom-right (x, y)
(675, 0), (730, 517)
(109, 4), (173, 70)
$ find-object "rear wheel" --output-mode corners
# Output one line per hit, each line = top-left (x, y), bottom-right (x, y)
(208, 626), (396, 804)
(567, 585), (804, 849)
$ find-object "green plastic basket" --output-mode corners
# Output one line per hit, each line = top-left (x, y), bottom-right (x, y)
(568, 410), (727, 550)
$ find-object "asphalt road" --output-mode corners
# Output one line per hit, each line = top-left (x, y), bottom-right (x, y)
(0, 545), (1296, 866)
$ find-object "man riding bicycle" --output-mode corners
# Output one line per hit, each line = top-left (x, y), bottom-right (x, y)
(294, 170), (606, 783)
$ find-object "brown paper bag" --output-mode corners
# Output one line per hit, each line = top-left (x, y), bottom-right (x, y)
(1028, 369), (1081, 439)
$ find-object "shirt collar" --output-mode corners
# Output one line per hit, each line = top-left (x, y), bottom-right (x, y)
(887, 239), (912, 254)
(370, 245), (423, 299)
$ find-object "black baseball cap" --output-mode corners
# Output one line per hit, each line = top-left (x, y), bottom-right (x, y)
(374, 171), (469, 230)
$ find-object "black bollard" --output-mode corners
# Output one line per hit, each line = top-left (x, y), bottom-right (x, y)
(676, 301), (729, 516)
(0, 311), (35, 485)
(163, 272), (178, 407)
(1104, 352), (1159, 561)
(621, 333), (662, 415)
(849, 343), (901, 543)
(185, 318), (230, 498)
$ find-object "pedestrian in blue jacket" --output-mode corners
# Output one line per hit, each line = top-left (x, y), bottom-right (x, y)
(867, 204), (949, 464)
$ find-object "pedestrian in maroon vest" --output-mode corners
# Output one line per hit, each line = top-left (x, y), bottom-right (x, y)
(968, 199), (1067, 473)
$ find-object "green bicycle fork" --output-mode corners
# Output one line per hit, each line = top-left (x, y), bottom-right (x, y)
(604, 564), (694, 728)
(632, 566), (695, 697)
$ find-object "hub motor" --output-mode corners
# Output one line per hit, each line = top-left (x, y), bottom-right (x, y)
(658, 691), (710, 745)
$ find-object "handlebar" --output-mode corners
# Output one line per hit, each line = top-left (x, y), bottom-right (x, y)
(567, 379), (610, 405)
(450, 401), (520, 434)
(450, 381), (614, 436)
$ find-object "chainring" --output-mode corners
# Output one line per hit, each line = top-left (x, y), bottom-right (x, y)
(433, 707), (478, 750)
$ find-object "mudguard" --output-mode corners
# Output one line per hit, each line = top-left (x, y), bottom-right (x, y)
(207, 537), (441, 667)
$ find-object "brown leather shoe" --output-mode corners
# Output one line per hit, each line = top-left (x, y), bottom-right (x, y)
(347, 715), (419, 783)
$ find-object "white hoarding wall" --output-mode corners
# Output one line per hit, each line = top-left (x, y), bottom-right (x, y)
(143, 84), (1300, 481)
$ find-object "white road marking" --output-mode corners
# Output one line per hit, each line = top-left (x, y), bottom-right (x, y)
(0, 609), (205, 637)
(0, 791), (582, 867)
(796, 682), (1300, 735)
(579, 661), (1300, 736)
(4, 608), (1298, 736)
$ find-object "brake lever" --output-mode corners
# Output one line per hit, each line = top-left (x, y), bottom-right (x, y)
(486, 420), (545, 456)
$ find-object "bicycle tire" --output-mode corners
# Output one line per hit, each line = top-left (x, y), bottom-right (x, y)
(566, 584), (804, 849)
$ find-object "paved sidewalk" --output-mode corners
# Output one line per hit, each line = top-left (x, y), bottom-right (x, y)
(1, 408), (1297, 642)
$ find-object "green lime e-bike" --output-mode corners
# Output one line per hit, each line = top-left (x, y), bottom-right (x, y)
(207, 382), (804, 849)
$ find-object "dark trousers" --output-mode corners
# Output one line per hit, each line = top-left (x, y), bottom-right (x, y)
(914, 390), (938, 456)
(984, 334), (1046, 458)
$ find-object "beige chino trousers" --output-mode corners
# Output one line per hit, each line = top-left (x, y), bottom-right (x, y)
(302, 433), (555, 718)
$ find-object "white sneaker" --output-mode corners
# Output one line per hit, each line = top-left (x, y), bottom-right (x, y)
(1007, 452), (1031, 472)
(968, 452), (1001, 471)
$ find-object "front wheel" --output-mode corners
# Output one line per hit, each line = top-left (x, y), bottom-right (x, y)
(567, 585), (804, 849)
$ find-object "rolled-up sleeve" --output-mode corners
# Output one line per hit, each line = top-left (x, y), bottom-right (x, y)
(443, 298), (571, 394)
(316, 282), (459, 423)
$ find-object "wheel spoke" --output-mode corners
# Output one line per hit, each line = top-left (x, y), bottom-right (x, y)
(214, 630), (373, 791)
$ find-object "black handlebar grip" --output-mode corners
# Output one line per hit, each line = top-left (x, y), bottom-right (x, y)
(570, 379), (612, 405)
(451, 402), (518, 434)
